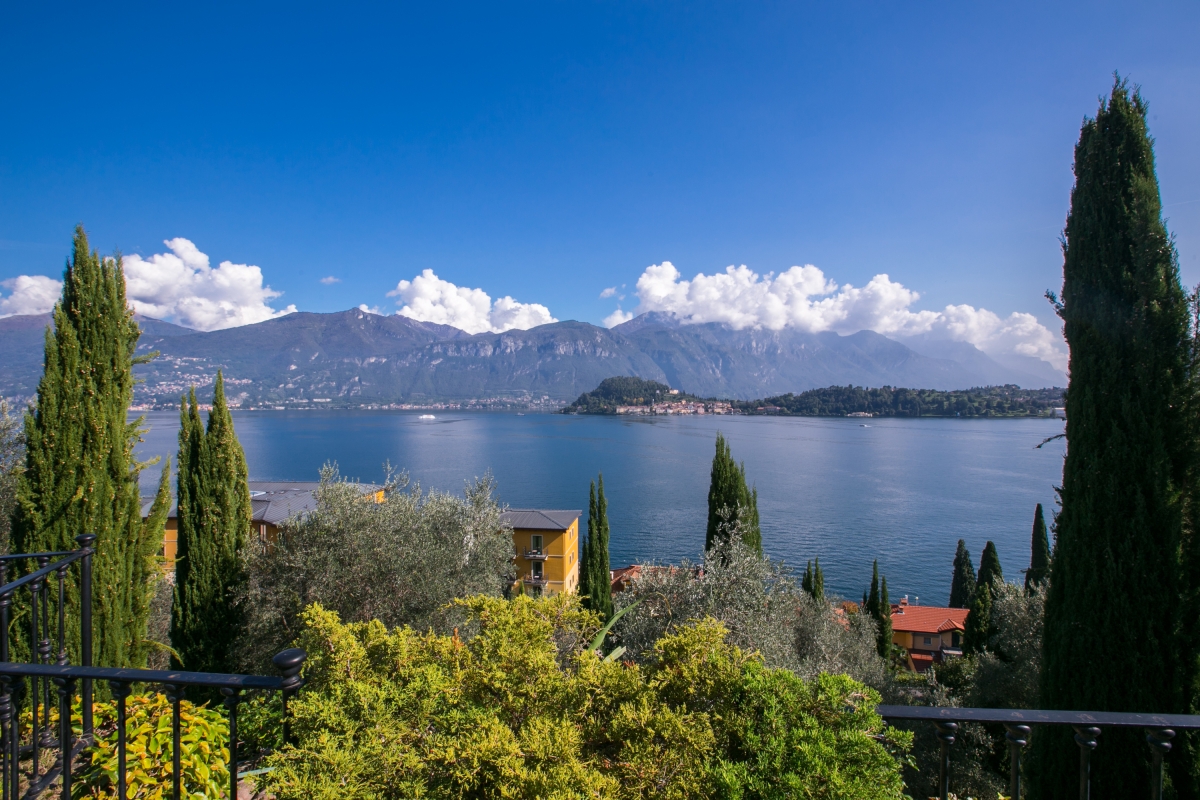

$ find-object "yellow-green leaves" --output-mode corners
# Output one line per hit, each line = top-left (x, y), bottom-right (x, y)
(261, 595), (910, 799)
(72, 693), (229, 800)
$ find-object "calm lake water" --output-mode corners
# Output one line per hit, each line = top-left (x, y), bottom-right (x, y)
(134, 410), (1066, 606)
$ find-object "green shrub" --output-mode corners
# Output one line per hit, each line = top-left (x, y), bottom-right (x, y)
(72, 693), (229, 799)
(260, 594), (911, 799)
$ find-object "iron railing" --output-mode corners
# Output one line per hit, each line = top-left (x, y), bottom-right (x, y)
(879, 704), (1200, 800)
(0, 535), (307, 799)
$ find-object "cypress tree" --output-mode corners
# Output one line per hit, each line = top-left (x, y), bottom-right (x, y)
(976, 541), (1002, 590)
(171, 373), (251, 674)
(580, 481), (596, 602)
(1025, 503), (1051, 591)
(865, 560), (880, 619)
(949, 539), (976, 608)
(12, 226), (171, 669)
(876, 576), (892, 659)
(962, 580), (993, 656)
(803, 558), (825, 601)
(592, 474), (613, 621)
(1033, 79), (1194, 799)
(705, 432), (762, 553)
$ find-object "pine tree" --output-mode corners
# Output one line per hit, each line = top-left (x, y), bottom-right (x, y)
(802, 561), (813, 596)
(1025, 503), (1051, 591)
(976, 541), (1002, 590)
(705, 433), (762, 553)
(877, 576), (892, 659)
(949, 539), (976, 608)
(1033, 79), (1195, 799)
(12, 226), (170, 669)
(171, 374), (251, 675)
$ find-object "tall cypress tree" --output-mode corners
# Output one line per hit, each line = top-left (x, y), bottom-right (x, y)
(171, 373), (251, 674)
(12, 226), (171, 669)
(579, 481), (596, 602)
(803, 558), (825, 601)
(877, 576), (892, 659)
(1026, 503), (1051, 591)
(962, 580), (993, 656)
(949, 539), (976, 608)
(705, 432), (762, 553)
(865, 560), (880, 619)
(1033, 79), (1194, 799)
(591, 474), (613, 621)
(976, 541), (1002, 590)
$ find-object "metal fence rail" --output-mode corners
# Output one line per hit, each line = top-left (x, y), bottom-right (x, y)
(0, 535), (307, 800)
(879, 704), (1200, 800)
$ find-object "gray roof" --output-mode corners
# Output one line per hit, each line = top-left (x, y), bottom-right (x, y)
(501, 509), (581, 531)
(141, 480), (381, 526)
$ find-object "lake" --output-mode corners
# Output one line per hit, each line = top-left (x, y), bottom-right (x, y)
(134, 410), (1066, 606)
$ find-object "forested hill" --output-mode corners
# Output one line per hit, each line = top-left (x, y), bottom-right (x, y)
(564, 376), (699, 413)
(736, 385), (1065, 417)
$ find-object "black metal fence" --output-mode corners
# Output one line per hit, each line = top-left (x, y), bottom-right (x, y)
(879, 704), (1200, 800)
(0, 535), (306, 800)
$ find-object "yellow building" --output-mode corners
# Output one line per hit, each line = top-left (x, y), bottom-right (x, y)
(145, 480), (384, 566)
(502, 509), (581, 596)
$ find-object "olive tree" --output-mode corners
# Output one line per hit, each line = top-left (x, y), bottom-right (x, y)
(235, 465), (514, 670)
(613, 535), (886, 689)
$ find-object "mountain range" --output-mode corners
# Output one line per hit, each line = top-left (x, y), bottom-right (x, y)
(0, 309), (1065, 407)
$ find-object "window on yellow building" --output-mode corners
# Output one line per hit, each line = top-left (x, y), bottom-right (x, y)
(531, 534), (543, 554)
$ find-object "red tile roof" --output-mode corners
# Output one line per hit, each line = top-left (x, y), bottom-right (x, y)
(889, 604), (968, 635)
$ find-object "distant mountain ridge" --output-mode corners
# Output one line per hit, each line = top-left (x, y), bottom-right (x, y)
(0, 309), (1064, 406)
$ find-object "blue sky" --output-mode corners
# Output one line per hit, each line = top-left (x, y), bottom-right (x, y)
(1, 2), (1197, 363)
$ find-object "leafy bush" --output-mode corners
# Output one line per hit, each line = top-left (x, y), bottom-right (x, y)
(27, 693), (230, 799)
(235, 465), (514, 671)
(259, 594), (911, 800)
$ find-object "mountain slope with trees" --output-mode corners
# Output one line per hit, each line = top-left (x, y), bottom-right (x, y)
(0, 310), (1064, 406)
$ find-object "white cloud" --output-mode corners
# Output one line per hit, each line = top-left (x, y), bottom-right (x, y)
(603, 307), (634, 327)
(320, 276), (341, 284)
(357, 304), (382, 315)
(599, 286), (618, 299)
(122, 239), (296, 331)
(387, 269), (557, 334)
(624, 261), (1066, 370)
(0, 275), (62, 317)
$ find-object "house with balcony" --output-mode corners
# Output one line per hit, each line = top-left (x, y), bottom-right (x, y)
(502, 509), (580, 596)
(889, 597), (968, 672)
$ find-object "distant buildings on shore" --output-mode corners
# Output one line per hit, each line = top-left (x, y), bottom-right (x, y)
(614, 400), (734, 416)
